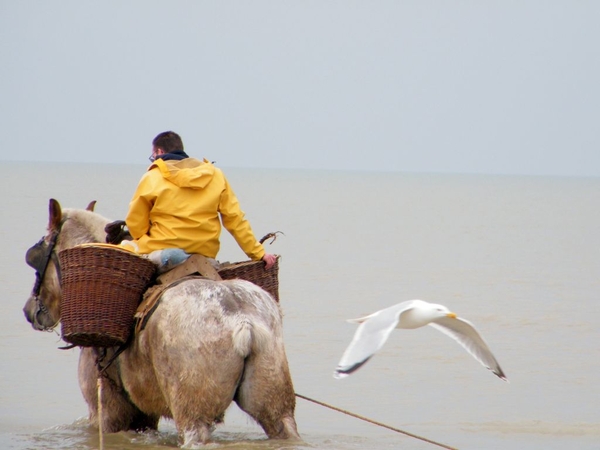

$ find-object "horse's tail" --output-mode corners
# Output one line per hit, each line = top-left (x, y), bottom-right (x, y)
(232, 318), (271, 358)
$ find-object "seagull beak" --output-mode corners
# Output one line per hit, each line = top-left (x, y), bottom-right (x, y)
(446, 312), (457, 319)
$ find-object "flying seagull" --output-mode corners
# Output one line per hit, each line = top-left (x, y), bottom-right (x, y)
(333, 300), (507, 381)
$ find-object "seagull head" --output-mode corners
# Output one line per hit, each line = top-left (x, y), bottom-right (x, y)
(399, 300), (459, 328)
(428, 302), (457, 319)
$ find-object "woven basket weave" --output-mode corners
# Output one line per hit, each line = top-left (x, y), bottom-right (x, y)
(59, 245), (156, 347)
(218, 257), (280, 302)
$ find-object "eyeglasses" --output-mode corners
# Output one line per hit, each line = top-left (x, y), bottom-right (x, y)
(149, 149), (160, 163)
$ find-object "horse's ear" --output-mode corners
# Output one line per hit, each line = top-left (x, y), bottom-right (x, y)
(48, 199), (62, 232)
(86, 200), (97, 212)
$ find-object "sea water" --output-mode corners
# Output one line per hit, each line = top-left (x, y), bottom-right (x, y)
(1, 162), (599, 449)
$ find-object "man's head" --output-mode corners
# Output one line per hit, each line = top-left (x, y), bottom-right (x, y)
(152, 131), (184, 154)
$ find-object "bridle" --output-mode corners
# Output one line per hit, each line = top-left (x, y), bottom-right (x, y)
(25, 220), (135, 362)
(26, 229), (62, 329)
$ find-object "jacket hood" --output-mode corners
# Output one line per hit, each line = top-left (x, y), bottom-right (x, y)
(150, 157), (215, 189)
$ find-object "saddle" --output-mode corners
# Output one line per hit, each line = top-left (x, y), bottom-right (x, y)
(134, 254), (223, 334)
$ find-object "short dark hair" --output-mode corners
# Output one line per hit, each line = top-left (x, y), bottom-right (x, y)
(152, 131), (184, 153)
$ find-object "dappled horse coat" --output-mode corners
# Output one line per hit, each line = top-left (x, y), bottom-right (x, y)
(23, 199), (300, 447)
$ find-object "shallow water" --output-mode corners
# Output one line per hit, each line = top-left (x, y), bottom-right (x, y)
(1, 163), (599, 449)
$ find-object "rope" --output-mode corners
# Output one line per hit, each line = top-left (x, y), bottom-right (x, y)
(98, 377), (104, 450)
(295, 393), (458, 450)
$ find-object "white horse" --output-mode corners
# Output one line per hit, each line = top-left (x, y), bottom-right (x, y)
(23, 199), (300, 447)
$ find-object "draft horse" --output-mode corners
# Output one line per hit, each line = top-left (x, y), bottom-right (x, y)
(23, 199), (300, 447)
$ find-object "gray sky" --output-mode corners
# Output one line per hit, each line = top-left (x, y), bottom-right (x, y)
(2, 1), (599, 176)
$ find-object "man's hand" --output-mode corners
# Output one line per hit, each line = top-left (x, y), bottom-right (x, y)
(262, 253), (277, 270)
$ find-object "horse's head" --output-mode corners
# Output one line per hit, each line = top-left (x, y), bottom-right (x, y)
(23, 199), (107, 331)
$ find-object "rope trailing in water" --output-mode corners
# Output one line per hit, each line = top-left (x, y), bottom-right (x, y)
(97, 377), (104, 450)
(295, 393), (458, 450)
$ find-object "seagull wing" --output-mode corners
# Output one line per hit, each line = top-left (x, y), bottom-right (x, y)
(334, 301), (416, 379)
(429, 316), (508, 381)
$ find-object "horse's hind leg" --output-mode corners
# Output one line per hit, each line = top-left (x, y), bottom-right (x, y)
(164, 353), (245, 447)
(178, 424), (213, 449)
(234, 346), (300, 439)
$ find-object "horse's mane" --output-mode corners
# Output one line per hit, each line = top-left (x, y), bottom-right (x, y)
(59, 208), (112, 246)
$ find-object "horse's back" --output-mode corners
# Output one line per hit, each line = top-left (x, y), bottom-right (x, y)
(146, 277), (283, 346)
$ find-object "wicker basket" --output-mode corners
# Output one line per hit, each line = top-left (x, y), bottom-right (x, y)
(59, 245), (156, 347)
(218, 257), (280, 302)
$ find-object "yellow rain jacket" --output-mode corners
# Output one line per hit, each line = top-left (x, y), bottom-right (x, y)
(125, 157), (265, 260)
